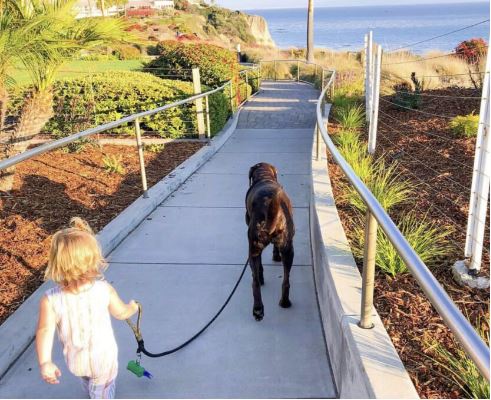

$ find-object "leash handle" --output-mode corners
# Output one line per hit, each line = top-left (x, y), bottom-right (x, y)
(126, 301), (143, 342)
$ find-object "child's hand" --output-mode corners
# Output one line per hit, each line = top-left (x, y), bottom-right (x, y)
(129, 300), (139, 316)
(40, 362), (61, 384)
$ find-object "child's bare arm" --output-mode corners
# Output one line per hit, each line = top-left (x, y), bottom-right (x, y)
(108, 284), (139, 320)
(36, 296), (61, 384)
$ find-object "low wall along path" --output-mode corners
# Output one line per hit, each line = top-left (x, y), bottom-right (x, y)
(0, 82), (337, 398)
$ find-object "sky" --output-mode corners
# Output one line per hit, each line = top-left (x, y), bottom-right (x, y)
(216, 0), (487, 10)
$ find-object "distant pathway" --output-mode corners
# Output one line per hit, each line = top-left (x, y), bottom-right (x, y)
(0, 81), (336, 398)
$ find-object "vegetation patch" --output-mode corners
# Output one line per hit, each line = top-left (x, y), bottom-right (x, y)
(327, 83), (489, 398)
(37, 71), (230, 138)
(0, 142), (204, 325)
(145, 41), (239, 87)
(449, 113), (479, 138)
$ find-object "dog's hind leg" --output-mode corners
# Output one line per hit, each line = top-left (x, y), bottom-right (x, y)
(272, 245), (282, 262)
(258, 258), (264, 286)
(249, 254), (265, 321)
(279, 245), (294, 308)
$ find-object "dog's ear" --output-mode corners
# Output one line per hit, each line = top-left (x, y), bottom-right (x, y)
(249, 164), (257, 186)
(272, 166), (278, 181)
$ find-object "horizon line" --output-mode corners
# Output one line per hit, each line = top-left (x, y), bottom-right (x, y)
(240, 1), (487, 11)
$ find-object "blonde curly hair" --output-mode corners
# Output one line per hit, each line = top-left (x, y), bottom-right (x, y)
(45, 217), (107, 287)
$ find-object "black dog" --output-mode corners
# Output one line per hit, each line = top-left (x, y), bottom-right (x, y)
(245, 162), (295, 321)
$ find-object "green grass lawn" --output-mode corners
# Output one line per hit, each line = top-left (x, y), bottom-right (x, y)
(13, 59), (145, 85)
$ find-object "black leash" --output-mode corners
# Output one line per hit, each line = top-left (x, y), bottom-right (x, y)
(126, 258), (249, 358)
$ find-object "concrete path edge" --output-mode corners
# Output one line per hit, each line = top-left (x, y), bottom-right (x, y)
(310, 129), (420, 398)
(0, 111), (240, 380)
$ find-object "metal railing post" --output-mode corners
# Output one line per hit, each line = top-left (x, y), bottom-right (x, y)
(367, 31), (373, 123)
(134, 117), (148, 198)
(205, 94), (211, 138)
(368, 44), (382, 155)
(245, 70), (249, 100)
(229, 81), (234, 112)
(192, 68), (206, 139)
(359, 210), (378, 329)
(297, 60), (300, 81)
(464, 51), (491, 274)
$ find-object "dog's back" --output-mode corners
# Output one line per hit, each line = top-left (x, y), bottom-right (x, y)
(246, 180), (294, 253)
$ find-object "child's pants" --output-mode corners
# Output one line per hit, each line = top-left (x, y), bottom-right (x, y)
(80, 377), (116, 399)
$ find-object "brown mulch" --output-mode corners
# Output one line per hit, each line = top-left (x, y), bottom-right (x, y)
(327, 87), (489, 399)
(0, 142), (203, 324)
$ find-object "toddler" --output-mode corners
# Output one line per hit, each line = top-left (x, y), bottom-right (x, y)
(36, 217), (139, 399)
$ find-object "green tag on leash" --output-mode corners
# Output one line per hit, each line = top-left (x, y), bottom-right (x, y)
(127, 360), (153, 379)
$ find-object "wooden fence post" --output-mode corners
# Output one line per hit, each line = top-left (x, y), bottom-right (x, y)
(192, 68), (206, 139)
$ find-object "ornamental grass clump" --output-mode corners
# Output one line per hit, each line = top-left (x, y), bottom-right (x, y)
(102, 154), (125, 175)
(449, 113), (479, 138)
(334, 131), (374, 183)
(333, 104), (365, 131)
(425, 320), (489, 399)
(351, 212), (454, 276)
(344, 161), (413, 214)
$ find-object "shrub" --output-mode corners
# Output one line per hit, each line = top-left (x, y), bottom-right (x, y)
(43, 72), (230, 139)
(333, 104), (365, 131)
(144, 143), (165, 153)
(455, 38), (488, 64)
(61, 138), (95, 154)
(425, 320), (490, 399)
(352, 212), (454, 276)
(209, 90), (232, 135)
(145, 41), (238, 87)
(241, 67), (260, 94)
(102, 154), (125, 174)
(343, 161), (413, 213)
(112, 44), (142, 60)
(449, 113), (479, 138)
(332, 94), (361, 110)
(260, 61), (293, 80)
(392, 73), (422, 109)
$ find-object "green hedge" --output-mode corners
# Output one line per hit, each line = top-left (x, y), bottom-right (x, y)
(144, 41), (239, 87)
(44, 71), (231, 138)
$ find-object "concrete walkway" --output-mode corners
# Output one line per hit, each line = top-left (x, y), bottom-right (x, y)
(0, 82), (336, 398)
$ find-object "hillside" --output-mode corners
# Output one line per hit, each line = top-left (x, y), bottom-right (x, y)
(126, 3), (276, 50)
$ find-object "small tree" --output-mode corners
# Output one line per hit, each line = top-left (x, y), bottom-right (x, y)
(0, 0), (128, 191)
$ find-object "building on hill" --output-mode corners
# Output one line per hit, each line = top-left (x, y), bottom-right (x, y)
(127, 0), (174, 9)
(75, 0), (121, 18)
(75, 0), (174, 18)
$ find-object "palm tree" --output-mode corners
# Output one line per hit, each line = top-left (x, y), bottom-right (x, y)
(0, 0), (128, 191)
(306, 0), (314, 63)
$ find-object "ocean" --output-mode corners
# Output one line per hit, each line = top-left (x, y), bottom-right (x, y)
(246, 2), (489, 53)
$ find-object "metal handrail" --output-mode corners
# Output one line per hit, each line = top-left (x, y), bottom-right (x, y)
(315, 73), (490, 380)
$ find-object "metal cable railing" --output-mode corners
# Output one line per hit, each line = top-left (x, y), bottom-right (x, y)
(314, 71), (490, 381)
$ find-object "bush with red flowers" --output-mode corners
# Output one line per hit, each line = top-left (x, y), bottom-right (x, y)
(455, 38), (488, 64)
(145, 41), (239, 87)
